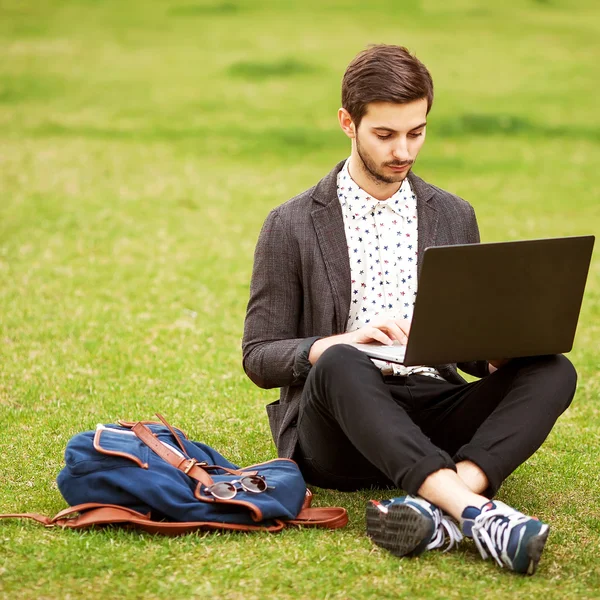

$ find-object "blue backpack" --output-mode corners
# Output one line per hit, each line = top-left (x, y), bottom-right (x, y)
(1, 415), (347, 534)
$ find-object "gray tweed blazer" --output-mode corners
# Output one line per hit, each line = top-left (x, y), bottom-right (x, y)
(242, 160), (489, 458)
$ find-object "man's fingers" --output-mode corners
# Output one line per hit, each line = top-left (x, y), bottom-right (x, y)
(393, 318), (411, 337)
(367, 327), (394, 346)
(355, 318), (410, 345)
(381, 320), (408, 344)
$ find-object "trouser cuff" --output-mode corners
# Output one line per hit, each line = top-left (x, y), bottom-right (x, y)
(402, 451), (456, 496)
(454, 445), (503, 498)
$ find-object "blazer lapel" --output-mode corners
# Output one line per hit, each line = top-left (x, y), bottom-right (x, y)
(311, 162), (351, 333)
(409, 172), (439, 279)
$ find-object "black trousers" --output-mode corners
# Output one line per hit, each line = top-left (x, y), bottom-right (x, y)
(295, 345), (577, 497)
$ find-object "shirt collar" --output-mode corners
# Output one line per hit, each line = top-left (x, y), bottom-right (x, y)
(337, 159), (414, 219)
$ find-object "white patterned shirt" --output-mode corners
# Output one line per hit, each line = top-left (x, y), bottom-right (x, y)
(337, 159), (442, 379)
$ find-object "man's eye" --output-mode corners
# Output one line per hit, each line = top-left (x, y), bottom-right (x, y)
(376, 134), (391, 140)
(408, 132), (423, 138)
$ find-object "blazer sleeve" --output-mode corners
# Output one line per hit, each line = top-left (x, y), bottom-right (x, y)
(242, 209), (320, 389)
(456, 204), (490, 379)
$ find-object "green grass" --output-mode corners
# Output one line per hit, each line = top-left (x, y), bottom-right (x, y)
(1, 0), (599, 598)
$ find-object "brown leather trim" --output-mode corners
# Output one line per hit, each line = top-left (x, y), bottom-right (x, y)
(93, 428), (149, 469)
(193, 482), (263, 522)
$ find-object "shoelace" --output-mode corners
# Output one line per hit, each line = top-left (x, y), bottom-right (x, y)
(470, 506), (530, 568)
(407, 496), (463, 552)
(427, 510), (463, 552)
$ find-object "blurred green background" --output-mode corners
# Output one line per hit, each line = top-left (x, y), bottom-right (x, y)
(0, 1), (598, 598)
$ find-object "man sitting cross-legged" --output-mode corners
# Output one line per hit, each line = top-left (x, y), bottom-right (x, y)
(242, 44), (577, 575)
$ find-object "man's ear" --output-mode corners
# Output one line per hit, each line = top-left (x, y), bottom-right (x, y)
(338, 108), (356, 139)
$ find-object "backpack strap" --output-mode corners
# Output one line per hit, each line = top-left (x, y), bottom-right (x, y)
(155, 412), (189, 455)
(283, 488), (348, 528)
(0, 503), (152, 528)
(0, 512), (52, 526)
(131, 422), (215, 487)
(0, 503), (347, 532)
(0, 504), (286, 534)
(287, 507), (348, 529)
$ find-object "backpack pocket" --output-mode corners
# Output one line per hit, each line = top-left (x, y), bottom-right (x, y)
(64, 425), (150, 476)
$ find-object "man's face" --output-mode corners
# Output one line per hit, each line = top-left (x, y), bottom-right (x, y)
(353, 99), (428, 184)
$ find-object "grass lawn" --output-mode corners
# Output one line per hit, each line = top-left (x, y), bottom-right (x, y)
(0, 0), (599, 598)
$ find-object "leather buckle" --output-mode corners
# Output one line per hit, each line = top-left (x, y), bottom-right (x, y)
(183, 459), (197, 474)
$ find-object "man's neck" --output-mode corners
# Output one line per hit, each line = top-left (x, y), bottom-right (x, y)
(347, 154), (404, 201)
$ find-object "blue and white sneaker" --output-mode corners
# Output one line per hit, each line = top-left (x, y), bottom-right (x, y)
(461, 501), (550, 575)
(366, 495), (463, 557)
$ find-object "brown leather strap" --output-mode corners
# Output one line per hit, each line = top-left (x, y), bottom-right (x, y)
(117, 418), (250, 477)
(51, 503), (150, 522)
(0, 505), (286, 534)
(133, 419), (251, 477)
(287, 507), (348, 529)
(302, 489), (313, 509)
(0, 503), (348, 532)
(200, 464), (257, 477)
(155, 413), (188, 456)
(0, 512), (52, 525)
(132, 422), (214, 487)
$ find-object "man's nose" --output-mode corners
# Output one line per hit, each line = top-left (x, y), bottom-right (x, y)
(391, 138), (410, 162)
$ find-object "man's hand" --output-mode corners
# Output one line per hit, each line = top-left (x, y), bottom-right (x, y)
(308, 317), (411, 365)
(348, 317), (411, 346)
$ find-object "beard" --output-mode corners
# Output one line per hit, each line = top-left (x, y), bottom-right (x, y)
(356, 134), (413, 185)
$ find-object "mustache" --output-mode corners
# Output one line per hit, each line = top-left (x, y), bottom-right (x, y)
(385, 161), (413, 167)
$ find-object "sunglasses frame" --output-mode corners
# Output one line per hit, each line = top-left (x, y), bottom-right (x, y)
(203, 475), (273, 500)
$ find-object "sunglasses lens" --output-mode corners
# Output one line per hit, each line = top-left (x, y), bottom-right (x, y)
(207, 482), (236, 500)
(241, 475), (268, 493)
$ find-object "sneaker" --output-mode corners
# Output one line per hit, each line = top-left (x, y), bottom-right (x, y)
(366, 495), (463, 557)
(460, 501), (550, 575)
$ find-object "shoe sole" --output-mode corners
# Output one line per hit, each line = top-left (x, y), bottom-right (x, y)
(525, 524), (550, 575)
(366, 502), (432, 558)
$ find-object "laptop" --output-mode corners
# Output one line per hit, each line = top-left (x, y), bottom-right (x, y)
(351, 235), (595, 366)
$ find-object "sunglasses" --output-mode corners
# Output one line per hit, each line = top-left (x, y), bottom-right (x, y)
(203, 475), (274, 500)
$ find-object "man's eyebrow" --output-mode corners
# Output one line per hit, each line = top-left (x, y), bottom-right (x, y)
(372, 122), (427, 133)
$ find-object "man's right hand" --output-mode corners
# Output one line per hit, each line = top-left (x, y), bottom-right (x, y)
(308, 317), (411, 365)
(349, 317), (411, 346)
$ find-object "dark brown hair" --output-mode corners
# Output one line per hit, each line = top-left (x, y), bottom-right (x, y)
(341, 44), (434, 128)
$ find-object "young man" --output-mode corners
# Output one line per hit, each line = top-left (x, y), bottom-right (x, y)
(242, 45), (576, 575)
